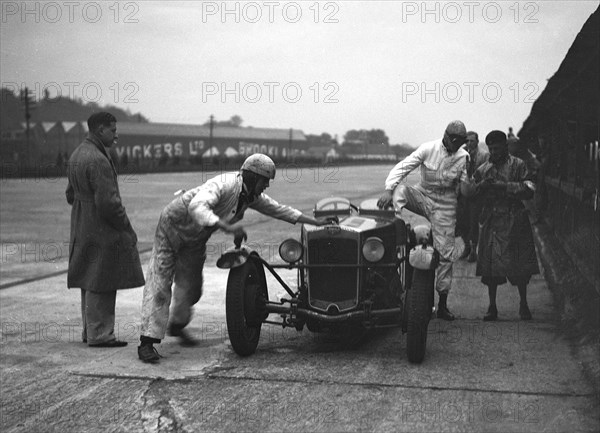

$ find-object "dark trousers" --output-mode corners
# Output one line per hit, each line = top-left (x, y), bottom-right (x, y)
(80, 289), (117, 345)
(466, 199), (481, 245)
(457, 196), (481, 245)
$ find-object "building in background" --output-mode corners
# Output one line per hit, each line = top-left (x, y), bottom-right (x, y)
(1, 121), (308, 170)
(519, 5), (599, 293)
(112, 122), (307, 168)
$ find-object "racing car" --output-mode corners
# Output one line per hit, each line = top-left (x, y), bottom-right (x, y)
(218, 197), (437, 363)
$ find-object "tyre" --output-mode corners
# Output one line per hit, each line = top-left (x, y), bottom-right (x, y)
(226, 257), (268, 356)
(405, 268), (435, 364)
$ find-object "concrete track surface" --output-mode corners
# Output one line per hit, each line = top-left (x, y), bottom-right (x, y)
(1, 167), (598, 432)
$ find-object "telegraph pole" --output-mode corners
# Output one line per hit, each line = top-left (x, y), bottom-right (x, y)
(208, 114), (214, 157)
(20, 87), (35, 166)
(288, 127), (293, 161)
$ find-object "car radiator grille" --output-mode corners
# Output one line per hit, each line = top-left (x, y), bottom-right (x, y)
(307, 238), (358, 310)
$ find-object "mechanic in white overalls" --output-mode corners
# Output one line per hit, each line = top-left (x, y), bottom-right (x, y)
(377, 121), (470, 321)
(138, 154), (329, 363)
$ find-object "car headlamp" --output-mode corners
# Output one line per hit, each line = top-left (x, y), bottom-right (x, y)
(362, 237), (385, 262)
(279, 239), (303, 263)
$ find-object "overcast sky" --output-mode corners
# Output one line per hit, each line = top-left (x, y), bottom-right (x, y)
(1, 1), (597, 145)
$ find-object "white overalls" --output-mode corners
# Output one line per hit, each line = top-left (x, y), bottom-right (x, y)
(385, 139), (468, 294)
(140, 172), (302, 340)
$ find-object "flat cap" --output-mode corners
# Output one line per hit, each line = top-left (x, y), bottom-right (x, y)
(485, 130), (507, 145)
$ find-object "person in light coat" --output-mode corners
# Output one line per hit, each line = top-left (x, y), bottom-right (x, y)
(466, 130), (539, 321)
(378, 121), (470, 321)
(66, 112), (144, 347)
(138, 154), (329, 363)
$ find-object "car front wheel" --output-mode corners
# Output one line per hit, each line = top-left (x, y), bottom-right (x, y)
(405, 268), (435, 364)
(226, 258), (268, 356)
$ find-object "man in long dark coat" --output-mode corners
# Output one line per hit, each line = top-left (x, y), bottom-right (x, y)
(466, 130), (539, 321)
(66, 112), (145, 346)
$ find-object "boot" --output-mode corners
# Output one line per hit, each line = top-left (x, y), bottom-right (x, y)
(436, 293), (455, 321)
(138, 336), (162, 363)
(483, 305), (498, 321)
(519, 303), (532, 320)
(138, 343), (161, 363)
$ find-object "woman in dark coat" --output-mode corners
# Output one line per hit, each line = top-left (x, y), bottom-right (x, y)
(469, 130), (539, 321)
(66, 112), (144, 346)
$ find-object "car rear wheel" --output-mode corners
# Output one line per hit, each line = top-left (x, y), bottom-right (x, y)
(405, 268), (435, 364)
(226, 258), (268, 356)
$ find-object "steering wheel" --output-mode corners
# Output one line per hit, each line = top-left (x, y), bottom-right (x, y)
(318, 199), (351, 211)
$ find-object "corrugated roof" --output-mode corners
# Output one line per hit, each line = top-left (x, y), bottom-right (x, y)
(5, 121), (307, 141)
(117, 122), (306, 141)
(520, 6), (599, 135)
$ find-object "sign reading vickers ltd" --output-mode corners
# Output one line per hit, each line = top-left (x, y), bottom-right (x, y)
(112, 140), (300, 161)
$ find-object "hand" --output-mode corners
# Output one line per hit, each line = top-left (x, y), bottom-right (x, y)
(377, 190), (394, 209)
(221, 221), (248, 243)
(463, 173), (475, 184)
(318, 216), (338, 226)
(233, 234), (246, 249)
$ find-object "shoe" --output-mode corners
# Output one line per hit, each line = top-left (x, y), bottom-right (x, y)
(89, 340), (128, 347)
(483, 306), (498, 321)
(138, 344), (162, 363)
(168, 325), (199, 347)
(437, 305), (455, 321)
(519, 304), (532, 320)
